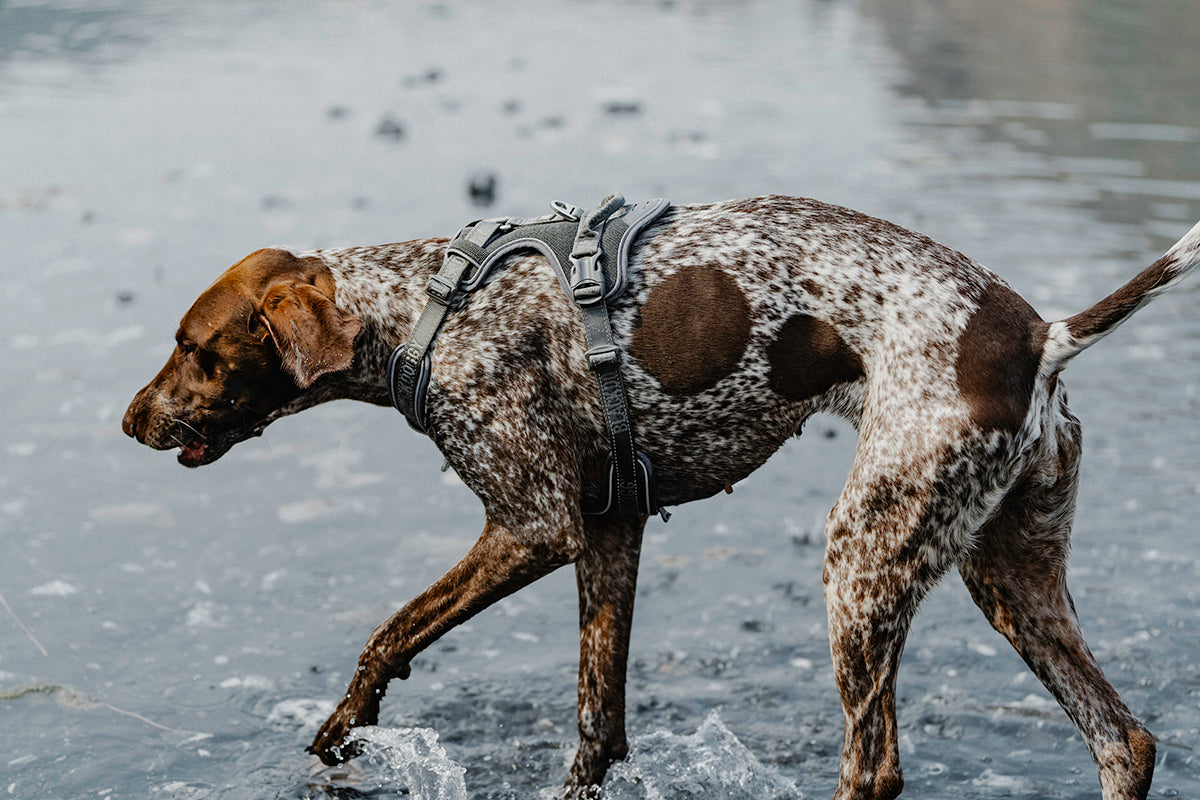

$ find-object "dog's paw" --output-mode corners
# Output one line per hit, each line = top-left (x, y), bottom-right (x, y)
(306, 660), (408, 766)
(306, 735), (363, 767)
(308, 705), (371, 766)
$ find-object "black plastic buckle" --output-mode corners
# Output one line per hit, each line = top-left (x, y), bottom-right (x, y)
(586, 451), (667, 520)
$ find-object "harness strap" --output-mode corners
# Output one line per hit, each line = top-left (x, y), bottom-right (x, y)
(386, 195), (667, 520)
(388, 218), (502, 432)
(570, 195), (653, 517)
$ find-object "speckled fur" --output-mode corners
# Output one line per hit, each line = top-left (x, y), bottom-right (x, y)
(123, 195), (1200, 800)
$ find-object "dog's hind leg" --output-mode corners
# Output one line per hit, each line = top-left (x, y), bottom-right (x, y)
(822, 417), (1014, 800)
(564, 514), (647, 797)
(823, 477), (953, 798)
(824, 526), (944, 799)
(959, 408), (1155, 800)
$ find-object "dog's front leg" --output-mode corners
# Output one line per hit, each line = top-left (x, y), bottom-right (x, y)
(564, 514), (647, 798)
(308, 516), (581, 765)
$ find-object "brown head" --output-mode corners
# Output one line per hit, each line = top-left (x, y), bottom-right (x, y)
(122, 248), (362, 466)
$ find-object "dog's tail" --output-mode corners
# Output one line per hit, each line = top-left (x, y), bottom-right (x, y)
(1041, 217), (1200, 373)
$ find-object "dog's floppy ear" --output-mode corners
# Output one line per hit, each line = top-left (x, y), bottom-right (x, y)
(258, 281), (363, 388)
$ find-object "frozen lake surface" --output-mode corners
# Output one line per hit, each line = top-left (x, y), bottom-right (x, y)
(1, 1), (1198, 798)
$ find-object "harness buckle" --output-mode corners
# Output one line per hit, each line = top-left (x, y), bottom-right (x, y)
(425, 273), (458, 304)
(586, 343), (620, 371)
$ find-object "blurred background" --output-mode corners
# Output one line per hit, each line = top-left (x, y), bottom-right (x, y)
(1, 1), (1198, 798)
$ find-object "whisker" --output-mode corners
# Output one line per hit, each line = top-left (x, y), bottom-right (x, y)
(173, 418), (203, 439)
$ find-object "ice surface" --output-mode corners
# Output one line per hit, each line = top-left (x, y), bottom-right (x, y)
(3, 1), (1200, 799)
(28, 580), (79, 597)
(277, 498), (337, 523)
(601, 711), (805, 800)
(266, 698), (335, 729)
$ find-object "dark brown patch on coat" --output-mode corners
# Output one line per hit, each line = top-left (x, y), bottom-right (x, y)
(955, 282), (1048, 433)
(766, 314), (864, 402)
(630, 265), (751, 395)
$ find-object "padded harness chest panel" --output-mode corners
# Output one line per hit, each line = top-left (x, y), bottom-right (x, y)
(460, 198), (671, 301)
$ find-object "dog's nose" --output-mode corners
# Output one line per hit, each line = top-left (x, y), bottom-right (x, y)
(122, 400), (143, 441)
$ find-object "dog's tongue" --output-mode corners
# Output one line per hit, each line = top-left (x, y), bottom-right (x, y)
(179, 439), (206, 465)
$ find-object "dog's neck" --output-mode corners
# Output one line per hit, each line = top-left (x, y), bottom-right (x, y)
(318, 238), (449, 406)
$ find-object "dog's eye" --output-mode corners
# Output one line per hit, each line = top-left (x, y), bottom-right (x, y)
(177, 340), (219, 374)
(195, 348), (218, 374)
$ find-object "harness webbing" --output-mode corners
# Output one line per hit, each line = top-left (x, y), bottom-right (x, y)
(386, 194), (669, 519)
(387, 219), (502, 432)
(569, 195), (648, 518)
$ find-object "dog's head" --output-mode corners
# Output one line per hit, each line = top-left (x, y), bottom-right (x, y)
(122, 249), (362, 467)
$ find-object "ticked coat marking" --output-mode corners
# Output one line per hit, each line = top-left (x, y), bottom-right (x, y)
(123, 195), (1200, 799)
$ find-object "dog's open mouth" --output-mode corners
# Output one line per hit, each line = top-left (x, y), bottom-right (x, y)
(175, 423), (266, 467)
(178, 437), (209, 467)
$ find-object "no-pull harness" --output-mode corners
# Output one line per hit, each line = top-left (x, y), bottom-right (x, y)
(386, 194), (671, 519)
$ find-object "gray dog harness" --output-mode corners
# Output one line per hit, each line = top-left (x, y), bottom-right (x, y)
(387, 194), (671, 519)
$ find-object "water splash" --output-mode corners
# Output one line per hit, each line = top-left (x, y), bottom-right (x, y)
(601, 711), (805, 800)
(305, 714), (802, 800)
(318, 726), (468, 800)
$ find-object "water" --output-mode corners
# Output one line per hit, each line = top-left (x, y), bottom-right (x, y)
(318, 726), (470, 799)
(1, 1), (1198, 798)
(603, 712), (805, 800)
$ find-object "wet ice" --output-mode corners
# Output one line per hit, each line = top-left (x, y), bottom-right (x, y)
(2, 1), (1199, 798)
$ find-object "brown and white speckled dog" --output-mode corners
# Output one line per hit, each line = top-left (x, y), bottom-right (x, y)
(123, 196), (1200, 799)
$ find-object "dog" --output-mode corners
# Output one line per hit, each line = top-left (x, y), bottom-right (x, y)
(123, 195), (1199, 799)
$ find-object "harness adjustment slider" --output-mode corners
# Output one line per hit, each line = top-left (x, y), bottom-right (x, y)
(586, 343), (620, 371)
(425, 273), (458, 304)
(572, 276), (604, 305)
